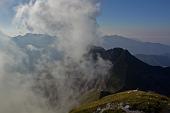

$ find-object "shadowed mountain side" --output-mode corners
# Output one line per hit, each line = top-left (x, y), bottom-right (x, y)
(90, 47), (170, 96)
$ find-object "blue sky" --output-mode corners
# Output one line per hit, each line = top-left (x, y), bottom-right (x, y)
(0, 0), (170, 44)
(0, 0), (29, 34)
(98, 0), (170, 44)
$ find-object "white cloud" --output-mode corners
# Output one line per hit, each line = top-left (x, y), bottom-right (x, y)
(0, 29), (54, 113)
(3, 0), (113, 113)
(14, 0), (101, 59)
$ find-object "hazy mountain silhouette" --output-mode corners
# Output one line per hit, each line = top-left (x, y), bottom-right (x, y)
(102, 35), (170, 55)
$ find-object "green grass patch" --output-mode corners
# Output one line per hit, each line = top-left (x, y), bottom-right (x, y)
(70, 90), (169, 113)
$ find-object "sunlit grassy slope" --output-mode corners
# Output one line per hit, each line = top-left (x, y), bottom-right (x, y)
(71, 90), (170, 113)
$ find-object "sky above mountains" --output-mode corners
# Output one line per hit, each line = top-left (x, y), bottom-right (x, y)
(0, 0), (170, 45)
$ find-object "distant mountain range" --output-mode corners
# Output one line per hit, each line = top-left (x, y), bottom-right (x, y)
(10, 33), (170, 95)
(12, 33), (56, 48)
(11, 33), (170, 67)
(102, 35), (170, 55)
(12, 33), (62, 71)
(102, 35), (170, 66)
(12, 33), (170, 55)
